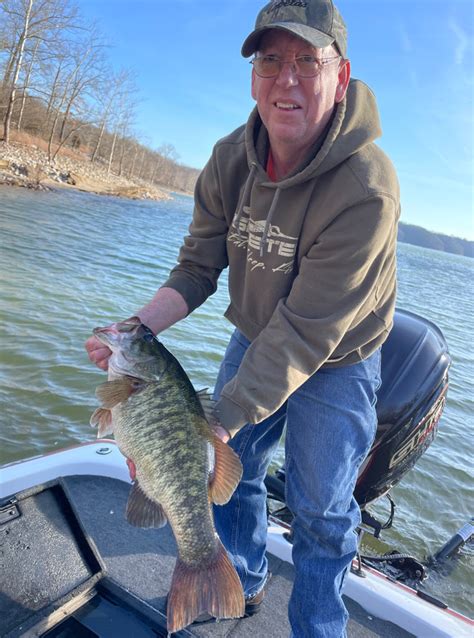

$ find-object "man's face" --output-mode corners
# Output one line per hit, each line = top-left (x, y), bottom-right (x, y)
(251, 30), (350, 157)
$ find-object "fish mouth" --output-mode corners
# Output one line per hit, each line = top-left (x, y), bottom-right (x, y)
(93, 317), (142, 346)
(93, 325), (119, 347)
(92, 317), (142, 347)
(93, 323), (138, 375)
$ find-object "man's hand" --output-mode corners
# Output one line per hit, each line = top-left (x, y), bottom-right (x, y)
(85, 334), (111, 371)
(209, 418), (231, 443)
(85, 288), (189, 371)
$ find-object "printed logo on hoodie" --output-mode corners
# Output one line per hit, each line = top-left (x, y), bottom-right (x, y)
(228, 206), (297, 274)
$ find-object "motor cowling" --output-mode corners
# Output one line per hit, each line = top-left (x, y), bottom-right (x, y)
(354, 309), (451, 509)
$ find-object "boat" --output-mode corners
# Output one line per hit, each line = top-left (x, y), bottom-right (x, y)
(1, 310), (473, 637)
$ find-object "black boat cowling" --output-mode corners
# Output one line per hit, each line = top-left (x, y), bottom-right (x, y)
(356, 308), (451, 509)
(265, 308), (452, 512)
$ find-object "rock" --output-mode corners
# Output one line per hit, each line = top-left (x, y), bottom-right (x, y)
(11, 163), (29, 177)
(59, 171), (76, 185)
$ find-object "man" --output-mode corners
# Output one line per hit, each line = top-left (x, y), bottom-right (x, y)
(86, 1), (400, 635)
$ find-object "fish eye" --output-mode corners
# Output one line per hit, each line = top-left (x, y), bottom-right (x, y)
(143, 331), (155, 342)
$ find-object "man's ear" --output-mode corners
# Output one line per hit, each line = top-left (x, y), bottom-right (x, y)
(335, 59), (351, 103)
(251, 67), (257, 101)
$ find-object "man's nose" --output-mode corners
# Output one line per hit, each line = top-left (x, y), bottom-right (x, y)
(275, 61), (299, 87)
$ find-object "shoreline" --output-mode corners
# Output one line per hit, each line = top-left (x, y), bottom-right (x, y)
(0, 140), (175, 201)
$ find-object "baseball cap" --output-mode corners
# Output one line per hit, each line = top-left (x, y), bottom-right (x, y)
(241, 0), (347, 59)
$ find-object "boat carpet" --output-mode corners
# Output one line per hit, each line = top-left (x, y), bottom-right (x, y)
(64, 475), (414, 638)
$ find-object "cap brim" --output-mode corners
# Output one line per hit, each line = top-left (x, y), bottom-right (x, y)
(241, 23), (334, 58)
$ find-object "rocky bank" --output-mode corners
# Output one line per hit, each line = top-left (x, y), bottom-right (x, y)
(0, 141), (171, 201)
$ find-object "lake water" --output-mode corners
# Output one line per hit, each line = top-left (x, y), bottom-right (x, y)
(1, 186), (472, 617)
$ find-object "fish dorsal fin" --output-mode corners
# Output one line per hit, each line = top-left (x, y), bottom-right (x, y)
(95, 376), (145, 408)
(196, 388), (216, 422)
(126, 480), (168, 528)
(209, 436), (243, 505)
(90, 407), (114, 436)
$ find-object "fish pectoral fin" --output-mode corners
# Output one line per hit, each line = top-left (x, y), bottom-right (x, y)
(126, 480), (168, 528)
(90, 407), (114, 437)
(95, 376), (145, 408)
(196, 388), (216, 422)
(209, 436), (243, 505)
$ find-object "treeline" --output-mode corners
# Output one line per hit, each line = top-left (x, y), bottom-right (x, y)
(0, 0), (199, 192)
(398, 223), (473, 258)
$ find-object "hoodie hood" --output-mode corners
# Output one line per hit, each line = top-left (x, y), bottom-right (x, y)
(245, 78), (382, 188)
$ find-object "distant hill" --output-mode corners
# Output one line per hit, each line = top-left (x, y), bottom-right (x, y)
(398, 222), (473, 258)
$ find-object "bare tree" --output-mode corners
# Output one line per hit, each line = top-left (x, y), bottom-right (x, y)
(1, 0), (78, 143)
(2, 0), (34, 142)
(16, 36), (39, 130)
(134, 135), (151, 180)
(90, 68), (134, 163)
(41, 51), (67, 135)
(107, 88), (137, 175)
(46, 31), (105, 160)
(156, 142), (179, 185)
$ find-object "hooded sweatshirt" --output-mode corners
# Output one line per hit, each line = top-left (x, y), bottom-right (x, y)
(162, 79), (400, 433)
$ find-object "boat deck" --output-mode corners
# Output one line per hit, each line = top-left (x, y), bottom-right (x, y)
(63, 475), (414, 637)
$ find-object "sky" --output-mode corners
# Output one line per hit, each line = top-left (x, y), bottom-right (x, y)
(77, 0), (473, 240)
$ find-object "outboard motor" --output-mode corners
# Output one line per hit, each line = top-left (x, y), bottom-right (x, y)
(265, 309), (451, 534)
(355, 309), (451, 510)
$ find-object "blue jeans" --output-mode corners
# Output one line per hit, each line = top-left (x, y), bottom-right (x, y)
(213, 329), (381, 638)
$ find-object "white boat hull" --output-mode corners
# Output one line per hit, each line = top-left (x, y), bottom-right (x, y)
(1, 441), (472, 638)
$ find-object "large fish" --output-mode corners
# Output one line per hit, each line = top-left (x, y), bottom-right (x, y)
(90, 317), (245, 632)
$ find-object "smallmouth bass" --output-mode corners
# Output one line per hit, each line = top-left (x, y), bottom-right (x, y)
(90, 317), (244, 632)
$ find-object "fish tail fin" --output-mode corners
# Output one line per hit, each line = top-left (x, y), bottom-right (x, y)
(166, 539), (245, 633)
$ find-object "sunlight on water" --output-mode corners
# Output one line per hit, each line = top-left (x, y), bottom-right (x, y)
(0, 186), (472, 615)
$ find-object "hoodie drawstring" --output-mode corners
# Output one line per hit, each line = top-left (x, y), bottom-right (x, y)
(260, 188), (281, 257)
(232, 161), (281, 258)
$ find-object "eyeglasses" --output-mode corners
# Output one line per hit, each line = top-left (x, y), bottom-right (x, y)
(251, 54), (341, 78)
